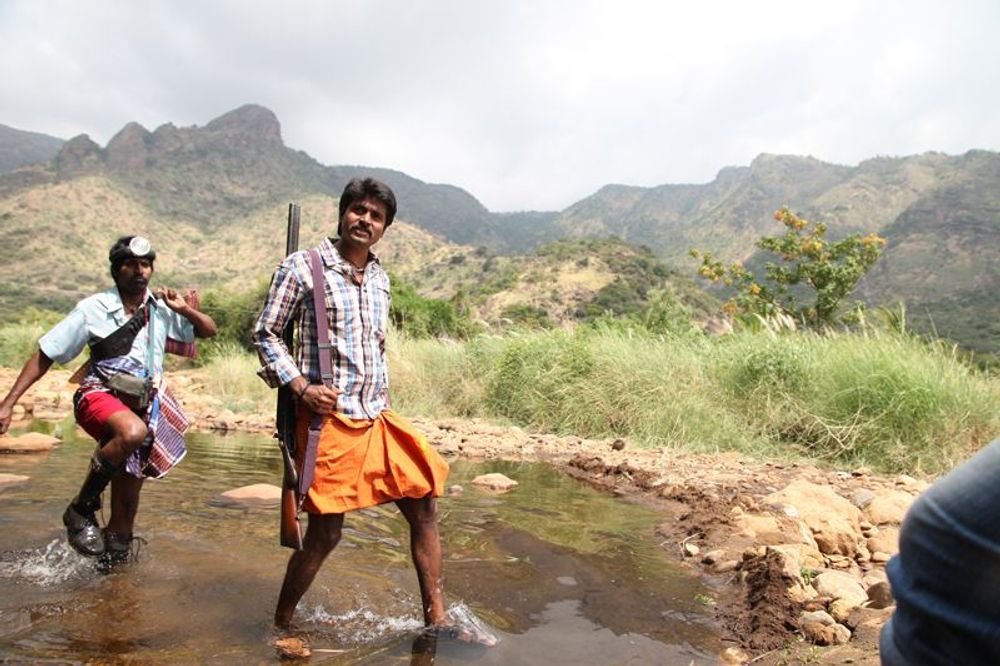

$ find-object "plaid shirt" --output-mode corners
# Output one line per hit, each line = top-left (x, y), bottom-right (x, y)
(253, 238), (391, 419)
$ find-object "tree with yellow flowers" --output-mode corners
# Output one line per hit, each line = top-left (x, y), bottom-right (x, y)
(691, 208), (887, 328)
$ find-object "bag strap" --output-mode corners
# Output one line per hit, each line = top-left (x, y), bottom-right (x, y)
(298, 249), (332, 501)
(89, 302), (147, 361)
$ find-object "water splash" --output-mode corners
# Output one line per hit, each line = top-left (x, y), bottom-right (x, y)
(0, 539), (93, 586)
(303, 604), (423, 645)
(300, 601), (500, 648)
(444, 601), (501, 646)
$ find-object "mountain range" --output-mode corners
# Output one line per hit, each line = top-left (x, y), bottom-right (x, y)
(0, 104), (996, 354)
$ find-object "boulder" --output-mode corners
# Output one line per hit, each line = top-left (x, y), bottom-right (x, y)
(471, 473), (518, 492)
(801, 620), (852, 646)
(866, 581), (895, 609)
(770, 542), (825, 570)
(765, 480), (862, 556)
(813, 570), (868, 607)
(218, 483), (282, 506)
(866, 490), (916, 525)
(800, 609), (836, 626)
(829, 598), (855, 623)
(867, 526), (901, 556)
(850, 488), (876, 509)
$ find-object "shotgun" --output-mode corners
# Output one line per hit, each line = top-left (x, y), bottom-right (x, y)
(276, 202), (304, 550)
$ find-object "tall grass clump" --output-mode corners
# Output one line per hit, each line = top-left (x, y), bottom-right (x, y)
(387, 330), (493, 418)
(0, 322), (47, 368)
(711, 330), (1000, 473)
(478, 327), (756, 452)
(389, 326), (998, 474)
(194, 341), (274, 413)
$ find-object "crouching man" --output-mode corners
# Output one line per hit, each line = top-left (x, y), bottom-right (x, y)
(0, 235), (216, 568)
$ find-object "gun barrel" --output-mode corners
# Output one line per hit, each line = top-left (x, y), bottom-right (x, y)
(286, 203), (300, 257)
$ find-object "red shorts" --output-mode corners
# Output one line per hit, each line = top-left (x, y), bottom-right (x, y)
(74, 391), (139, 442)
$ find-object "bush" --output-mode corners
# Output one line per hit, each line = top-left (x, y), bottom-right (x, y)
(693, 208), (886, 328)
(390, 276), (477, 339)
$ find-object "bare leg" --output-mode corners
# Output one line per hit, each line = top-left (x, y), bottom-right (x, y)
(64, 408), (149, 557)
(99, 409), (150, 467)
(106, 472), (144, 535)
(273, 512), (344, 630)
(396, 497), (446, 626)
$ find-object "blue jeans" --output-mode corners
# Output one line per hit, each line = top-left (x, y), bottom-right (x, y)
(880, 437), (1000, 665)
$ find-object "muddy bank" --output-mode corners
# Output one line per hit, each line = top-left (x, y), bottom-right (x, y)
(2, 368), (927, 664)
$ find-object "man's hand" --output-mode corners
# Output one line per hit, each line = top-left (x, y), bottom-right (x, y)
(157, 287), (217, 338)
(156, 287), (189, 313)
(295, 381), (342, 415)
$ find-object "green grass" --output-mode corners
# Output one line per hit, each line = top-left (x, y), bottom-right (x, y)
(193, 341), (275, 413)
(3, 318), (996, 474)
(0, 322), (47, 368)
(388, 327), (999, 474)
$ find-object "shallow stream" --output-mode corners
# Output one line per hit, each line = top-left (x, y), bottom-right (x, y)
(0, 420), (724, 664)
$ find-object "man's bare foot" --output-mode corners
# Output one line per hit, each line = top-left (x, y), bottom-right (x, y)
(271, 633), (311, 659)
(425, 623), (499, 647)
(428, 603), (499, 647)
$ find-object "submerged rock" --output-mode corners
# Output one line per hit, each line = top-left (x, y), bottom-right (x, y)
(0, 432), (60, 453)
(471, 473), (518, 492)
(0, 473), (30, 487)
(218, 483), (282, 506)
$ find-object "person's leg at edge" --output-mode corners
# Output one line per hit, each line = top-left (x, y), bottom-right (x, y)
(397, 496), (446, 626)
(273, 512), (345, 630)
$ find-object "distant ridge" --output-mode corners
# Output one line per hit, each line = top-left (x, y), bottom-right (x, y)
(0, 124), (64, 174)
(0, 106), (996, 354)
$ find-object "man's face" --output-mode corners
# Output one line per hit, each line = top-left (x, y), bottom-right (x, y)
(114, 258), (153, 295)
(339, 197), (388, 251)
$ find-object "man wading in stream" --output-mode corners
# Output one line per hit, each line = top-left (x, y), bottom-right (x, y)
(0, 236), (217, 569)
(253, 178), (493, 656)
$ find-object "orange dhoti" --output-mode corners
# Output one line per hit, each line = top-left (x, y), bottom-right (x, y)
(295, 408), (450, 514)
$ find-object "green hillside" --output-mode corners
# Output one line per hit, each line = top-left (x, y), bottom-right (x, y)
(0, 105), (996, 354)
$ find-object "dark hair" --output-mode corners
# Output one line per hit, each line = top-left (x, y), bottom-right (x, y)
(108, 235), (156, 278)
(338, 178), (397, 231)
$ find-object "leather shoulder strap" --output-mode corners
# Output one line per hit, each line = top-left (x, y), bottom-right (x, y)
(308, 249), (333, 386)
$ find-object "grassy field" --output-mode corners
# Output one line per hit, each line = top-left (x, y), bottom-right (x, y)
(2, 320), (996, 474)
(386, 326), (999, 474)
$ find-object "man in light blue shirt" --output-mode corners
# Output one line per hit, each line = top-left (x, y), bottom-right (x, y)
(0, 236), (216, 566)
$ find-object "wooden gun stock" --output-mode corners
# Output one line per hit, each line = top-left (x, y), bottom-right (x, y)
(279, 438), (303, 550)
(276, 202), (304, 550)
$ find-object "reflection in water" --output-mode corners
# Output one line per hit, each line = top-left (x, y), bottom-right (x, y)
(0, 422), (723, 663)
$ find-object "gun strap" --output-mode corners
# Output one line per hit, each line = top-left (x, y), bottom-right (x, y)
(298, 249), (333, 502)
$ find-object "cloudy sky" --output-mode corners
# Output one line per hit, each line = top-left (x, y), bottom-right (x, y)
(1, 0), (997, 211)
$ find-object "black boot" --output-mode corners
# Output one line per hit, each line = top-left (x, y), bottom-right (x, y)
(96, 531), (140, 572)
(62, 452), (118, 557)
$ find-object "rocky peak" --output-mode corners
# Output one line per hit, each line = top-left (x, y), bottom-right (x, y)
(714, 165), (749, 186)
(56, 134), (103, 179)
(204, 104), (282, 146)
(106, 121), (152, 171)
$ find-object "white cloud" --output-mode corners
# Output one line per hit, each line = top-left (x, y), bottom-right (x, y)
(1, 0), (997, 210)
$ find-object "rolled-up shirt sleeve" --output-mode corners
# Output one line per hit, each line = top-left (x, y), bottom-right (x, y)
(38, 307), (89, 365)
(252, 262), (304, 388)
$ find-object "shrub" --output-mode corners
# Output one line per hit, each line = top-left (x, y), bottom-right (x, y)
(692, 208), (886, 328)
